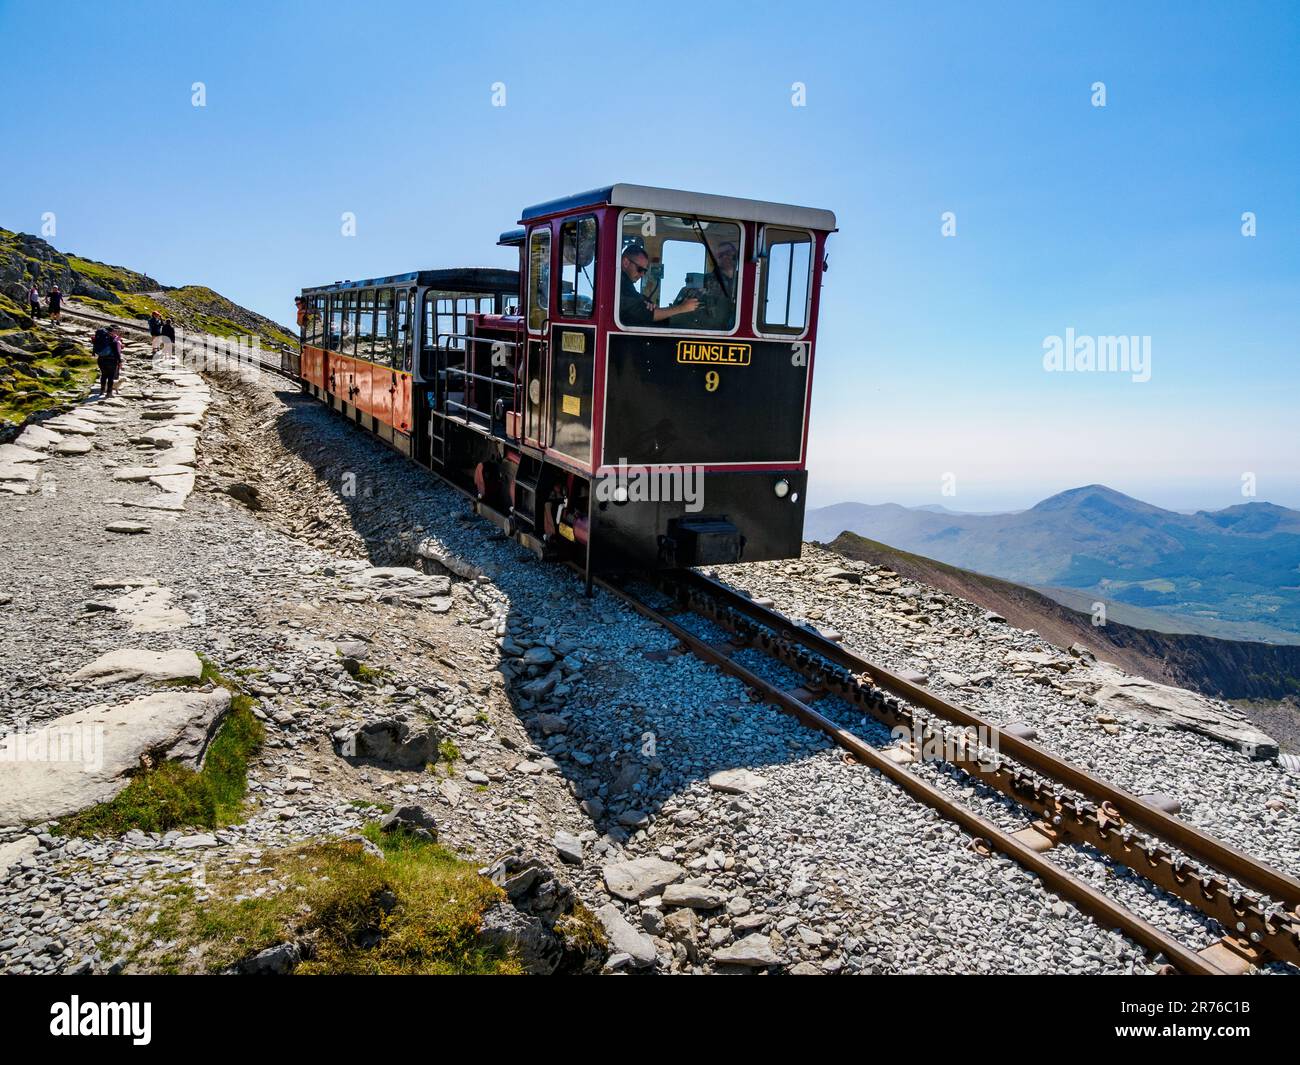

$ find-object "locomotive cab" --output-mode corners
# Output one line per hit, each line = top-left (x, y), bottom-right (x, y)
(504, 184), (835, 572)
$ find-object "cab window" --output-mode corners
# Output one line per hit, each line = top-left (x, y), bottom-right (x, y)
(559, 216), (597, 318)
(617, 212), (740, 331)
(527, 227), (551, 333)
(758, 228), (812, 334)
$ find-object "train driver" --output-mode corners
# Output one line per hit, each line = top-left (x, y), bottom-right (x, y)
(620, 243), (699, 327)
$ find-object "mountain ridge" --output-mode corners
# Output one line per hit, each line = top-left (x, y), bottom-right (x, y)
(806, 486), (1300, 640)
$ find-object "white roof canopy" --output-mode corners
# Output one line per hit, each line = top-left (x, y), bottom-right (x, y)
(608, 184), (836, 231)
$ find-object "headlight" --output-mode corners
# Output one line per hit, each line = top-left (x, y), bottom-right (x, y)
(774, 478), (790, 498)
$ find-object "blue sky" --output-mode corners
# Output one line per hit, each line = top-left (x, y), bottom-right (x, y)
(2, 0), (1296, 511)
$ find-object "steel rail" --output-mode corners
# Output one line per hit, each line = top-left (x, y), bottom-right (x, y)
(677, 569), (1300, 917)
(596, 573), (1224, 975)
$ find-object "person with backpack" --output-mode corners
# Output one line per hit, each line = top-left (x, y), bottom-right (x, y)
(147, 310), (164, 354)
(93, 324), (123, 398)
(27, 283), (41, 320)
(47, 285), (63, 322)
(161, 317), (177, 356)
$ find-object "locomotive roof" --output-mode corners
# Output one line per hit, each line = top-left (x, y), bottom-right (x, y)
(302, 267), (519, 296)
(520, 184), (837, 231)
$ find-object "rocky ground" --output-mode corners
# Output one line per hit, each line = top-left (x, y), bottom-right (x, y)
(0, 315), (1296, 975)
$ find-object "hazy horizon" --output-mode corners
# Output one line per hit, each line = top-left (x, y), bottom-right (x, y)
(804, 479), (1300, 515)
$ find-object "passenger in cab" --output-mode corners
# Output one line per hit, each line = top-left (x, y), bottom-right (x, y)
(675, 239), (739, 330)
(619, 243), (698, 327)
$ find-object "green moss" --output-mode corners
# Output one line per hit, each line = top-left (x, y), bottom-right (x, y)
(124, 825), (521, 975)
(57, 661), (265, 836)
(352, 661), (385, 684)
(554, 902), (606, 956)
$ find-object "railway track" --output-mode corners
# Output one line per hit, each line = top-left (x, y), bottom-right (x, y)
(596, 567), (1300, 975)
(59, 302), (300, 382)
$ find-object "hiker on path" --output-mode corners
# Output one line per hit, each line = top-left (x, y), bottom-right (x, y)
(161, 317), (177, 359)
(27, 283), (41, 320)
(47, 284), (63, 322)
(148, 310), (165, 354)
(93, 324), (123, 399)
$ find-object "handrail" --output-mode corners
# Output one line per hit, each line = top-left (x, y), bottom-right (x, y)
(443, 368), (504, 387)
(437, 332), (519, 351)
(433, 330), (519, 432)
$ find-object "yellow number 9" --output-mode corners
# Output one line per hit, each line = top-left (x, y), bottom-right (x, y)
(705, 370), (719, 393)
(568, 362), (576, 385)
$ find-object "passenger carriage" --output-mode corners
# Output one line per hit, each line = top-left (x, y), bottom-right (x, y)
(299, 184), (836, 582)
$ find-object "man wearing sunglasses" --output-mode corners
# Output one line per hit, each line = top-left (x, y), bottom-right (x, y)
(620, 243), (699, 327)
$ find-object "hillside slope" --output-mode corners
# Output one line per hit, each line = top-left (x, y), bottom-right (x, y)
(828, 530), (1300, 703)
(0, 226), (296, 424)
(807, 485), (1300, 639)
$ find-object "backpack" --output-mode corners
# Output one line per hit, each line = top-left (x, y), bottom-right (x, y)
(92, 328), (112, 356)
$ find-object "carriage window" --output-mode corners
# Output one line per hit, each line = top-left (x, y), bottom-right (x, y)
(396, 289), (413, 372)
(306, 296), (324, 346)
(356, 289), (376, 360)
(758, 228), (812, 334)
(328, 296), (343, 350)
(421, 295), (437, 378)
(527, 227), (551, 333)
(559, 216), (597, 318)
(341, 291), (358, 356)
(375, 288), (393, 366)
(617, 212), (740, 331)
(436, 298), (456, 351)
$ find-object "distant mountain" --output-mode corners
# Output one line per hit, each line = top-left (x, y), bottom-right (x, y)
(805, 485), (1300, 640)
(829, 531), (1300, 703)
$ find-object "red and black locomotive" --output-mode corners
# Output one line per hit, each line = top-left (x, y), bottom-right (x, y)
(296, 184), (836, 580)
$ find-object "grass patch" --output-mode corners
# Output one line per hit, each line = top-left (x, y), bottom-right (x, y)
(58, 661), (264, 836)
(127, 824), (520, 975)
(438, 738), (461, 766)
(351, 661), (385, 684)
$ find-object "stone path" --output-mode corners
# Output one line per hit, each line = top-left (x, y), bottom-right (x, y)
(0, 328), (218, 827)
